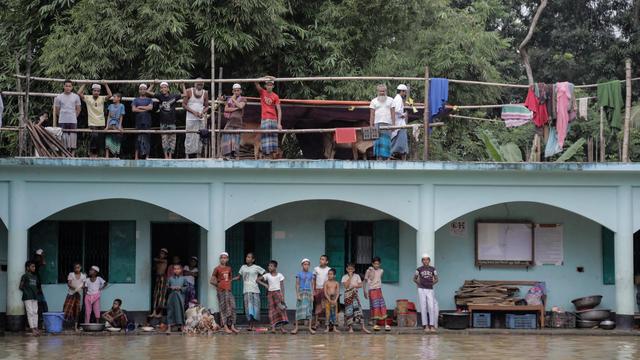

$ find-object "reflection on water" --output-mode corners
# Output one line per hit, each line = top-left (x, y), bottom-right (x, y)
(0, 334), (638, 360)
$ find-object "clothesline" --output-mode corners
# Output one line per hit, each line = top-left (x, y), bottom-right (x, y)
(448, 114), (504, 123)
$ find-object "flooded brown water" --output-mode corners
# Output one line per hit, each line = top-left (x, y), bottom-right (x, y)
(1, 334), (639, 360)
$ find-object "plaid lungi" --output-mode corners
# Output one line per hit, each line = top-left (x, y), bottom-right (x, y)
(368, 288), (388, 320)
(160, 122), (176, 154)
(267, 290), (289, 327)
(152, 275), (167, 311)
(244, 292), (261, 322)
(295, 289), (313, 321)
(344, 287), (365, 326)
(62, 292), (82, 324)
(373, 126), (391, 158)
(313, 288), (326, 316)
(222, 122), (242, 156)
(217, 289), (236, 326)
(260, 119), (278, 155)
(105, 131), (122, 155)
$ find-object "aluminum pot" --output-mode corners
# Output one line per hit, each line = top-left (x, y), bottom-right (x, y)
(571, 295), (603, 310)
(576, 319), (600, 328)
(81, 323), (105, 332)
(599, 320), (616, 330)
(575, 309), (611, 321)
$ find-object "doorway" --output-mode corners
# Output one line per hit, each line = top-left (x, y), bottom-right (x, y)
(225, 222), (272, 314)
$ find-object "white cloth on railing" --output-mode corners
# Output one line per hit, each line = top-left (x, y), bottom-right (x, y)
(412, 124), (420, 141)
(578, 97), (589, 120)
(45, 126), (63, 141)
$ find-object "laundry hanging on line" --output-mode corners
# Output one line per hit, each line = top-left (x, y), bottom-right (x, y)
(597, 80), (623, 130)
(429, 78), (449, 119)
(335, 128), (357, 144)
(501, 104), (532, 128)
(554, 81), (577, 149)
(524, 83), (551, 127)
(578, 97), (589, 121)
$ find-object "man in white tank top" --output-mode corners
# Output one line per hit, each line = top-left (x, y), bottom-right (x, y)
(183, 79), (210, 158)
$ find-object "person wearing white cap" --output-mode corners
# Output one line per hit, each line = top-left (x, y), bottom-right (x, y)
(291, 258), (315, 334)
(391, 84), (409, 160)
(78, 81), (113, 157)
(132, 82), (155, 159)
(84, 265), (107, 324)
(147, 81), (184, 159)
(218, 83), (247, 159)
(238, 252), (266, 331)
(183, 78), (210, 158)
(54, 80), (82, 156)
(413, 253), (439, 332)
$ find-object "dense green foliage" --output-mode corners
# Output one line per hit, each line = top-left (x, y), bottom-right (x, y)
(1, 0), (638, 160)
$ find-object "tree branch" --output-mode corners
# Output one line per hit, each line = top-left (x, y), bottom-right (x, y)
(518, 0), (548, 86)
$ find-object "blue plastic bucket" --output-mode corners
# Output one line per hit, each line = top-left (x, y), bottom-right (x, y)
(43, 312), (65, 333)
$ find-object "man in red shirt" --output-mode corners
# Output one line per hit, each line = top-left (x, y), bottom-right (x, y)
(210, 252), (239, 333)
(254, 76), (282, 159)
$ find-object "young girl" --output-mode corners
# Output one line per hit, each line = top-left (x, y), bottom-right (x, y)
(258, 260), (288, 333)
(83, 265), (107, 324)
(105, 93), (125, 158)
(342, 263), (371, 333)
(63, 263), (86, 330)
(364, 257), (390, 331)
(291, 258), (315, 334)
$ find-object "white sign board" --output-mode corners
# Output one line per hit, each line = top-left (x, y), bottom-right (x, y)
(534, 224), (564, 265)
(476, 222), (534, 265)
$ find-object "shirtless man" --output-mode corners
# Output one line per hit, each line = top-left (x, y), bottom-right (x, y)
(323, 268), (340, 333)
(150, 248), (169, 318)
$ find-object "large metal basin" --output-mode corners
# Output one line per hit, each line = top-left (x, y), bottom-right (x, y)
(571, 295), (602, 310)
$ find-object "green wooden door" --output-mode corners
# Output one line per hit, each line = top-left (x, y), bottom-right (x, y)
(252, 222), (272, 311)
(29, 221), (59, 284)
(373, 220), (399, 283)
(602, 226), (615, 285)
(325, 220), (347, 278)
(225, 224), (245, 311)
(108, 221), (136, 283)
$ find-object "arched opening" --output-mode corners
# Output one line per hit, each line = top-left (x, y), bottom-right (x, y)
(224, 200), (417, 314)
(434, 201), (615, 313)
(28, 199), (206, 320)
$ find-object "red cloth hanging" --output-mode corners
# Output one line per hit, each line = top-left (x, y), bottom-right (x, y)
(524, 87), (549, 127)
(335, 128), (357, 144)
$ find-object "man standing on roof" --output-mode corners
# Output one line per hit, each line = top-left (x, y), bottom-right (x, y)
(369, 84), (396, 160)
(147, 81), (184, 159)
(219, 83), (247, 159)
(132, 83), (155, 160)
(78, 82), (112, 158)
(54, 80), (82, 156)
(254, 76), (282, 159)
(183, 79), (210, 158)
(391, 84), (409, 160)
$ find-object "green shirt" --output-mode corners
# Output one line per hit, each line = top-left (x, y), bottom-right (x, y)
(20, 272), (38, 301)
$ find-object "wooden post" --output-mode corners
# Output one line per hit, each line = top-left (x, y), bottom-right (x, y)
(599, 106), (605, 162)
(217, 67), (223, 158)
(25, 41), (32, 157)
(210, 38), (215, 158)
(423, 66), (430, 161)
(622, 59), (632, 162)
(15, 55), (25, 156)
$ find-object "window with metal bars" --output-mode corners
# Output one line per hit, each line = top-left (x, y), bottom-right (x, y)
(57, 221), (110, 283)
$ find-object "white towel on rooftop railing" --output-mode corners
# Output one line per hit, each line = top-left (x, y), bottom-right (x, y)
(578, 97), (589, 120)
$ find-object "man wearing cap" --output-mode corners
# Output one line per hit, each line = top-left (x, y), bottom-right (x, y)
(254, 76), (282, 159)
(78, 81), (113, 157)
(413, 254), (439, 332)
(150, 247), (169, 318)
(54, 80), (82, 156)
(132, 83), (155, 160)
(219, 83), (247, 159)
(392, 84), (409, 160)
(147, 81), (184, 159)
(183, 79), (210, 158)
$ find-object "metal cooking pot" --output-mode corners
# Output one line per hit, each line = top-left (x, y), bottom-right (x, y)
(441, 312), (469, 330)
(571, 295), (603, 310)
(81, 323), (105, 332)
(575, 309), (610, 321)
(599, 320), (615, 330)
(576, 319), (600, 328)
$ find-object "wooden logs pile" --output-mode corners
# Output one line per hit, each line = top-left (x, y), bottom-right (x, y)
(455, 280), (521, 306)
(25, 122), (73, 157)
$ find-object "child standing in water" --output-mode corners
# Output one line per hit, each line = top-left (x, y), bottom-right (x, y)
(258, 260), (288, 333)
(291, 258), (315, 334)
(19, 261), (39, 336)
(63, 263), (86, 330)
(166, 264), (188, 333)
(364, 257), (390, 331)
(414, 253), (439, 332)
(210, 252), (239, 334)
(342, 263), (370, 333)
(312, 254), (330, 329)
(238, 252), (265, 331)
(323, 268), (340, 333)
(83, 265), (107, 324)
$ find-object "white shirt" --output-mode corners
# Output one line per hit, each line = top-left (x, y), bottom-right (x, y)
(67, 272), (87, 295)
(239, 264), (266, 294)
(84, 276), (105, 295)
(392, 94), (406, 137)
(262, 272), (285, 291)
(369, 96), (395, 125)
(183, 265), (198, 285)
(313, 266), (330, 289)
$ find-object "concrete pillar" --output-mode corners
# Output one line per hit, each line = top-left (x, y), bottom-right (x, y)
(206, 182), (226, 312)
(416, 184), (435, 266)
(6, 180), (28, 331)
(614, 185), (634, 329)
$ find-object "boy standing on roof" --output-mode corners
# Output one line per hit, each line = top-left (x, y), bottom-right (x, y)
(391, 84), (408, 160)
(148, 81), (184, 159)
(254, 76), (282, 159)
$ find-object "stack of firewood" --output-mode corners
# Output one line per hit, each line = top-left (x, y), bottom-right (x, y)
(26, 122), (73, 158)
(455, 280), (520, 306)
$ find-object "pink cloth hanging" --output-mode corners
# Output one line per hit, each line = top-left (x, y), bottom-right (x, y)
(556, 82), (571, 148)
